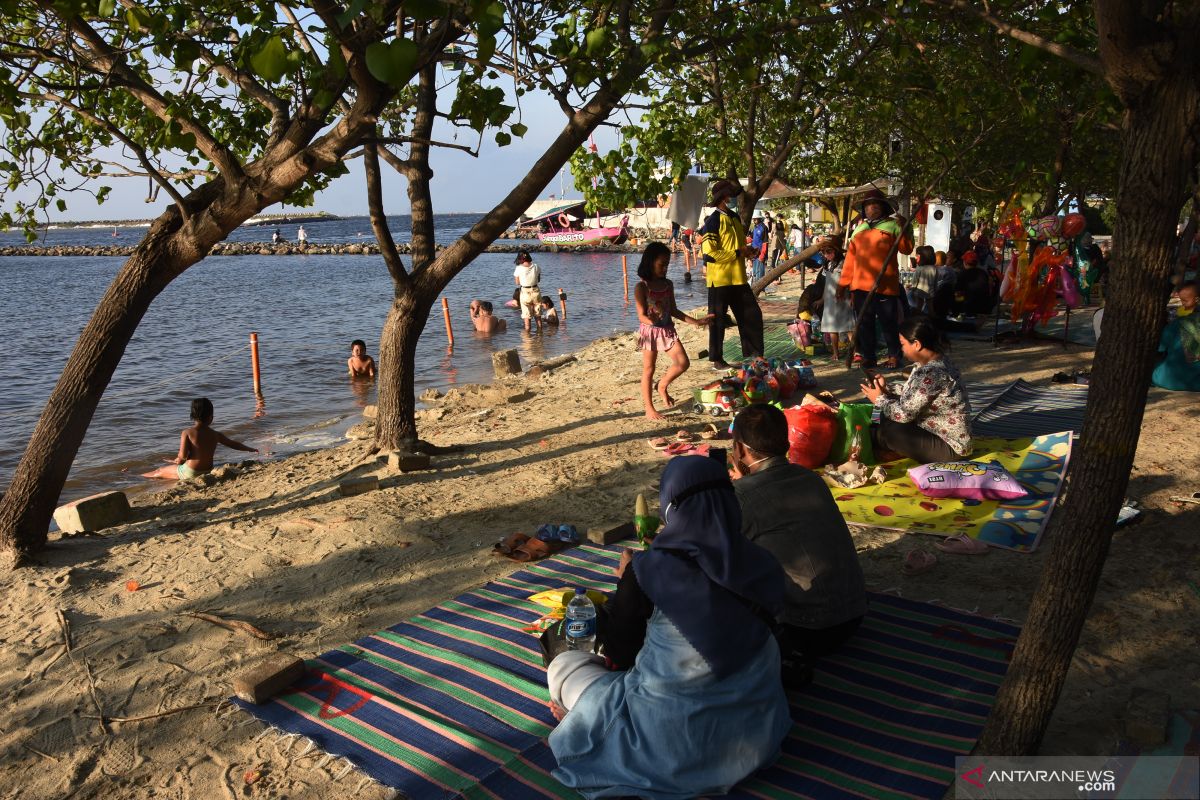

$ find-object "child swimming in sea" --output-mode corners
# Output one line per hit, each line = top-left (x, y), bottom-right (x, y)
(142, 398), (258, 480)
(539, 296), (560, 326)
(634, 242), (712, 420)
(347, 339), (376, 378)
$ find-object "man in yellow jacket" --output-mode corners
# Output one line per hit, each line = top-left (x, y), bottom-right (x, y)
(838, 189), (913, 369)
(702, 180), (764, 370)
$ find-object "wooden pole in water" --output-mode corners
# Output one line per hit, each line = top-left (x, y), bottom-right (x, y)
(558, 288), (567, 320)
(441, 297), (454, 349)
(622, 255), (629, 300)
(249, 332), (262, 395)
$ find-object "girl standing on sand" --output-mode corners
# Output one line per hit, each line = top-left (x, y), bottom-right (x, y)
(634, 242), (712, 420)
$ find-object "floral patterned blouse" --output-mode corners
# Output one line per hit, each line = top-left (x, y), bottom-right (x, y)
(875, 358), (972, 457)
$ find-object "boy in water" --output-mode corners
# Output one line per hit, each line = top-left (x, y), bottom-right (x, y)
(142, 398), (257, 480)
(347, 339), (376, 378)
(469, 299), (507, 334)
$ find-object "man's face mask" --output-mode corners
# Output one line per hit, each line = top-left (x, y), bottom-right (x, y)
(726, 198), (739, 213)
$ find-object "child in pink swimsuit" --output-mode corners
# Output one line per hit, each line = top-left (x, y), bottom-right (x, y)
(634, 242), (713, 420)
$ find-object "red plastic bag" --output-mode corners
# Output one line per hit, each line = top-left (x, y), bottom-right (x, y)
(782, 404), (838, 469)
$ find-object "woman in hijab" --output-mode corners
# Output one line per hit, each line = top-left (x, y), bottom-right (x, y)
(547, 456), (791, 800)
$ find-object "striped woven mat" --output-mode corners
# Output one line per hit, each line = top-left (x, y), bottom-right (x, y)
(233, 543), (1019, 799)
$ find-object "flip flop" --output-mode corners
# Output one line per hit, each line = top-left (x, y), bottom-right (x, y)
(556, 525), (580, 544)
(664, 441), (696, 456)
(492, 532), (530, 557)
(902, 549), (937, 575)
(511, 537), (555, 562)
(699, 423), (722, 440)
(936, 534), (990, 555)
(647, 437), (670, 450)
(675, 429), (697, 443)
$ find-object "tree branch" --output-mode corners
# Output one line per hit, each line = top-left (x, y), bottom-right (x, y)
(923, 0), (1103, 75)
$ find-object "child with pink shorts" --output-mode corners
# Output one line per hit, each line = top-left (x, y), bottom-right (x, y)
(634, 242), (713, 420)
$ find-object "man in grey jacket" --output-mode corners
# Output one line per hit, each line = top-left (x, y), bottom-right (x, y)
(730, 404), (867, 683)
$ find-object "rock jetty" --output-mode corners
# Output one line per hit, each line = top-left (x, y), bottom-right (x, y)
(0, 229), (675, 258)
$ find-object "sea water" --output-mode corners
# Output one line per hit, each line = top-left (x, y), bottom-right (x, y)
(0, 215), (706, 503)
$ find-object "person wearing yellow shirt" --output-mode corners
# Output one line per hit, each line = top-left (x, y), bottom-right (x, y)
(701, 180), (764, 370)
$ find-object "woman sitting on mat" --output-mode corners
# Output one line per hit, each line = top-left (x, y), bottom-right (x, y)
(860, 315), (972, 464)
(546, 456), (791, 800)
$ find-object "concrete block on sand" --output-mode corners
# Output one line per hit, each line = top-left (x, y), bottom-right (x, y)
(493, 349), (522, 377)
(338, 476), (379, 497)
(1124, 687), (1170, 747)
(232, 653), (305, 704)
(387, 451), (431, 472)
(362, 404), (378, 419)
(587, 521), (635, 545)
(53, 491), (131, 534)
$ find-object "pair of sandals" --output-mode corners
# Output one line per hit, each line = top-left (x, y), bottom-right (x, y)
(648, 430), (698, 450)
(904, 535), (989, 575)
(493, 527), (578, 563)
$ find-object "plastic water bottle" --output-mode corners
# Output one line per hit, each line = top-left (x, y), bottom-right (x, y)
(849, 424), (864, 462)
(565, 588), (597, 652)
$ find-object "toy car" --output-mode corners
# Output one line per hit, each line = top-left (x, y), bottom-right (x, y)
(692, 382), (744, 417)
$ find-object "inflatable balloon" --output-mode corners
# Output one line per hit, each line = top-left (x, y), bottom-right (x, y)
(1061, 212), (1086, 238)
(1028, 216), (1062, 241)
(1060, 265), (1083, 308)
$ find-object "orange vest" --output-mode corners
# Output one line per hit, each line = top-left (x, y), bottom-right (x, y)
(839, 219), (914, 295)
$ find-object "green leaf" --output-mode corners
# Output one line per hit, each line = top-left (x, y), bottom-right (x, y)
(406, 0), (444, 21)
(495, 131), (511, 146)
(97, 0), (115, 17)
(511, 122), (527, 137)
(584, 27), (608, 57)
(250, 35), (288, 83)
(365, 38), (418, 88)
(125, 6), (151, 32)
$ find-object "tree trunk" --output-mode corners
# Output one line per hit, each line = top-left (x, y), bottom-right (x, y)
(976, 66), (1199, 755)
(373, 290), (435, 451)
(0, 213), (192, 566)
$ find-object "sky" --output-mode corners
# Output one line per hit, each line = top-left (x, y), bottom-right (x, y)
(4, 88), (600, 223)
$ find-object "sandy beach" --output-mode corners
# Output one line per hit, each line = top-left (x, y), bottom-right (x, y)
(2, 271), (1197, 799)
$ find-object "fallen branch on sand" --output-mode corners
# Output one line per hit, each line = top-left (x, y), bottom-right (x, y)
(58, 607), (109, 736)
(82, 700), (219, 724)
(184, 611), (276, 641)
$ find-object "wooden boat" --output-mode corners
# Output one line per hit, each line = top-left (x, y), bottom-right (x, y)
(530, 203), (633, 247)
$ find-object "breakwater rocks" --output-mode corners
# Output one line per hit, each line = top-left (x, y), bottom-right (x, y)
(0, 235), (671, 258)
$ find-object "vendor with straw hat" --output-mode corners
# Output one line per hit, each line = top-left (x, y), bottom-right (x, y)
(837, 188), (913, 369)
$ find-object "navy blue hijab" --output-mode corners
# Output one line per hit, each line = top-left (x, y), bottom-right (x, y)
(632, 456), (786, 679)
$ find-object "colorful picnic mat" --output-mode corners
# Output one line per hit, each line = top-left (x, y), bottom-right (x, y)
(722, 321), (803, 362)
(832, 431), (1072, 553)
(233, 543), (1021, 799)
(966, 379), (1088, 438)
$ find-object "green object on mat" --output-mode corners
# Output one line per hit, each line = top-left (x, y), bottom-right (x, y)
(830, 403), (876, 464)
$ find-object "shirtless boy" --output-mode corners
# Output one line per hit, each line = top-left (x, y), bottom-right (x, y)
(347, 339), (376, 378)
(142, 398), (257, 480)
(469, 300), (508, 334)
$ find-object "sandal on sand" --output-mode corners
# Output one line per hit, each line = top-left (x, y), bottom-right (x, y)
(675, 429), (697, 443)
(647, 437), (670, 450)
(493, 532), (530, 557)
(664, 441), (696, 456)
(699, 423), (722, 440)
(511, 537), (556, 562)
(937, 533), (989, 555)
(903, 550), (937, 575)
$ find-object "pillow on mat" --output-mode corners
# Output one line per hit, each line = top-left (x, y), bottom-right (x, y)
(908, 460), (1028, 501)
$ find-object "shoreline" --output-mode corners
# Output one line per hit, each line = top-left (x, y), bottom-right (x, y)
(1, 270), (1196, 799)
(0, 240), (660, 258)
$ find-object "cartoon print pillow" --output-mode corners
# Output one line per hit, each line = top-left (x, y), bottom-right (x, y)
(907, 460), (1028, 501)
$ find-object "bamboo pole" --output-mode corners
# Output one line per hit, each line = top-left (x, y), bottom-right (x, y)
(249, 333), (262, 395)
(622, 255), (629, 300)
